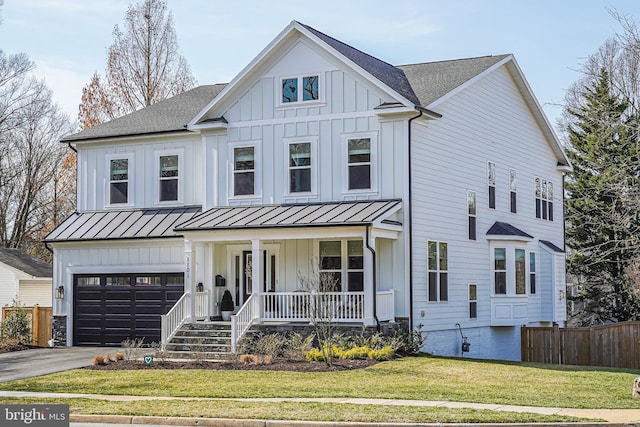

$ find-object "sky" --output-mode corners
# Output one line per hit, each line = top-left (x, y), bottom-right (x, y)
(2, 0), (640, 135)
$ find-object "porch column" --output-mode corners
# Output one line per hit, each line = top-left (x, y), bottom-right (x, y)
(363, 234), (376, 325)
(252, 239), (263, 320)
(185, 239), (196, 321)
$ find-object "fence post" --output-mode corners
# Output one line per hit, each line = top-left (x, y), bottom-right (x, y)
(551, 324), (560, 364)
(520, 326), (527, 362)
(32, 305), (39, 346)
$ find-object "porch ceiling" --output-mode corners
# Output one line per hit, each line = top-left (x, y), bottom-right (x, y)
(175, 199), (402, 232)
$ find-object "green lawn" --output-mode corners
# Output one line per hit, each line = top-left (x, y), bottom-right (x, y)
(2, 355), (639, 409)
(0, 397), (591, 424)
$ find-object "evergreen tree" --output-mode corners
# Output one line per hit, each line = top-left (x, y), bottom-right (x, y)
(565, 68), (640, 325)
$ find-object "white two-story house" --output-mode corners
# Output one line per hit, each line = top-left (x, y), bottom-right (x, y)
(46, 21), (569, 360)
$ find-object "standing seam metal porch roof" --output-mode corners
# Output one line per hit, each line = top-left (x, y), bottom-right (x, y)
(175, 200), (402, 232)
(44, 206), (202, 243)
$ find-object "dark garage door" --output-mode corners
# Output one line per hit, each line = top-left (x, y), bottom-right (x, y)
(73, 273), (184, 346)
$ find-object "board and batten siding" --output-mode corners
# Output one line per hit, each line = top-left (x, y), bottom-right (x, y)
(77, 135), (202, 211)
(410, 64), (566, 346)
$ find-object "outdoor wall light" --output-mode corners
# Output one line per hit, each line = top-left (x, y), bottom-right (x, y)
(559, 290), (566, 300)
(55, 286), (65, 300)
(196, 282), (204, 292)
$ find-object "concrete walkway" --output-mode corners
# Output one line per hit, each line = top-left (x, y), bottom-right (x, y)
(1, 390), (639, 423)
(0, 347), (121, 383)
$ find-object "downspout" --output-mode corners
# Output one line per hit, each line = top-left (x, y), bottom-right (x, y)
(44, 241), (53, 254)
(407, 109), (423, 332)
(562, 173), (566, 252)
(365, 225), (380, 331)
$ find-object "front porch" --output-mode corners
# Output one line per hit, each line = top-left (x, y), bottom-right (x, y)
(161, 200), (403, 352)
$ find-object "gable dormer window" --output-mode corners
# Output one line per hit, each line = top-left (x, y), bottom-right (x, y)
(159, 155), (179, 202)
(281, 75), (319, 104)
(109, 158), (129, 204)
(233, 146), (255, 196)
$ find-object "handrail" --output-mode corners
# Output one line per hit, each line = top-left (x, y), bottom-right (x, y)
(230, 293), (259, 353)
(160, 292), (190, 350)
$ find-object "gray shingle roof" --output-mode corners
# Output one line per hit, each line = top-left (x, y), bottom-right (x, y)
(299, 22), (420, 105)
(398, 55), (510, 107)
(486, 221), (533, 239)
(0, 249), (52, 278)
(62, 85), (226, 143)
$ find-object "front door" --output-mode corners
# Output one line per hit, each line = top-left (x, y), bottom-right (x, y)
(232, 248), (278, 308)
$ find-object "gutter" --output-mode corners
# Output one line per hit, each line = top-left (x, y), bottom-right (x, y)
(44, 241), (53, 254)
(407, 109), (423, 332)
(365, 225), (380, 331)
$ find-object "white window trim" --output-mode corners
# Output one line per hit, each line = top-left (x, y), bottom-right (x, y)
(535, 176), (554, 221)
(529, 251), (537, 295)
(314, 238), (365, 293)
(154, 149), (184, 206)
(467, 190), (476, 241)
(489, 242), (529, 297)
(283, 137), (318, 197)
(277, 73), (325, 107)
(105, 153), (134, 209)
(228, 140), (262, 202)
(342, 132), (379, 196)
(509, 167), (517, 214)
(487, 161), (496, 209)
(469, 283), (478, 320)
(427, 240), (448, 303)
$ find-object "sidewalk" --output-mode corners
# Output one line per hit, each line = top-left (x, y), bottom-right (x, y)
(2, 390), (640, 423)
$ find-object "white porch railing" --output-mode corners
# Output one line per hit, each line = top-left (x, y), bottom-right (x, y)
(376, 290), (394, 322)
(261, 292), (365, 322)
(161, 291), (210, 349)
(231, 293), (259, 353)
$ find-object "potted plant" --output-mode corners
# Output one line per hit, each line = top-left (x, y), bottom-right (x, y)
(220, 290), (235, 321)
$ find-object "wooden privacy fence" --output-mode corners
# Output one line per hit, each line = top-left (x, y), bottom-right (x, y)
(1, 305), (52, 347)
(521, 321), (640, 369)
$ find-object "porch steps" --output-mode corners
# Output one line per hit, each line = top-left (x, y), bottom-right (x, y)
(163, 321), (255, 359)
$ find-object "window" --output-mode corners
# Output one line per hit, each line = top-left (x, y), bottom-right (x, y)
(509, 168), (517, 213)
(281, 75), (319, 103)
(76, 276), (100, 286)
(318, 240), (364, 292)
(347, 240), (364, 291)
(109, 158), (128, 204)
(234, 146), (255, 196)
(319, 240), (342, 291)
(494, 248), (507, 294)
(159, 155), (178, 201)
(467, 191), (476, 240)
(469, 284), (477, 319)
(428, 241), (448, 302)
(515, 249), (526, 294)
(135, 276), (162, 286)
(529, 252), (536, 294)
(289, 142), (311, 193)
(488, 162), (496, 209)
(347, 138), (371, 190)
(535, 177), (554, 221)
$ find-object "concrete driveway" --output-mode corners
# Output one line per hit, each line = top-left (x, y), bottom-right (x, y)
(0, 347), (121, 383)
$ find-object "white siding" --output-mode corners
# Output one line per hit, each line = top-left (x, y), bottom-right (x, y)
(410, 65), (566, 357)
(18, 281), (52, 307)
(0, 264), (19, 308)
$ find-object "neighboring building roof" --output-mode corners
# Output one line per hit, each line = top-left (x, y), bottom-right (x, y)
(299, 22), (420, 106)
(540, 240), (564, 253)
(486, 221), (533, 239)
(62, 85), (226, 143)
(398, 55), (510, 107)
(176, 199), (402, 232)
(0, 248), (52, 278)
(45, 207), (201, 243)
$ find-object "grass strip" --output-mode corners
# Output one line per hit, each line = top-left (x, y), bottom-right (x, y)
(0, 397), (594, 423)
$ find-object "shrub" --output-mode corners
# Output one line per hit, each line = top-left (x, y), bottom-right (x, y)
(389, 324), (426, 355)
(114, 352), (125, 361)
(262, 355), (273, 365)
(305, 348), (325, 362)
(92, 355), (105, 366)
(368, 345), (394, 361)
(239, 354), (253, 364)
(1, 302), (31, 345)
(337, 345), (370, 359)
(220, 290), (234, 312)
(284, 332), (315, 361)
(121, 337), (145, 360)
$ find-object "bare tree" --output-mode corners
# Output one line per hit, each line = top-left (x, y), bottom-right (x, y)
(78, 0), (196, 128)
(298, 259), (341, 367)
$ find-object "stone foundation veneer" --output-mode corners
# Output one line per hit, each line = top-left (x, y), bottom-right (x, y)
(52, 315), (67, 347)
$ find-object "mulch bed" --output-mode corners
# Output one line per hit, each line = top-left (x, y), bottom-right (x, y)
(84, 358), (379, 372)
(0, 344), (36, 354)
